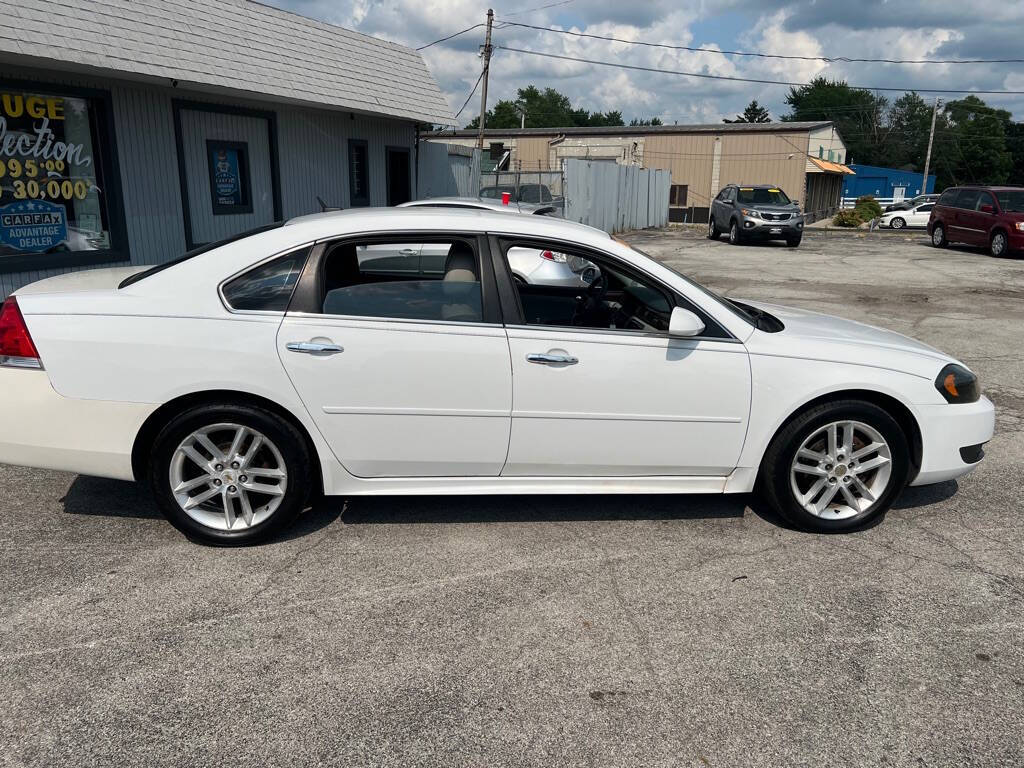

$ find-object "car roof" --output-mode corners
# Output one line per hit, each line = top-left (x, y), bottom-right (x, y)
(727, 184), (783, 189)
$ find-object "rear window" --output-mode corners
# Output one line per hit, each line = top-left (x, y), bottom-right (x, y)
(222, 247), (309, 312)
(736, 187), (790, 205)
(118, 222), (285, 288)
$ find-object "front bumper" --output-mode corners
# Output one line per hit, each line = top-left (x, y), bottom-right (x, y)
(741, 218), (804, 238)
(910, 396), (995, 486)
(1007, 229), (1024, 253)
(0, 368), (156, 481)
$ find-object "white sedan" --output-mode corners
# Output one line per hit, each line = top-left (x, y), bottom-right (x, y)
(880, 202), (935, 229)
(0, 209), (994, 544)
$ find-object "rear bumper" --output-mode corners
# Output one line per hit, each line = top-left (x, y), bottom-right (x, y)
(910, 396), (995, 486)
(0, 369), (156, 481)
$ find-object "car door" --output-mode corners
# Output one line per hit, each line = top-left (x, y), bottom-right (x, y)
(277, 234), (512, 478)
(910, 204), (933, 227)
(951, 189), (983, 245)
(492, 235), (751, 477)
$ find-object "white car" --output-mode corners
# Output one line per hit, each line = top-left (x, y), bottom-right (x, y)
(0, 209), (994, 545)
(399, 197), (598, 288)
(880, 202), (935, 229)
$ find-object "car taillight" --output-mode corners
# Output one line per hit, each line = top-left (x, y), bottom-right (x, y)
(540, 250), (568, 263)
(0, 297), (42, 369)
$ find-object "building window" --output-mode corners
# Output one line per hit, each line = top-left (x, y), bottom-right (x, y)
(670, 184), (688, 207)
(0, 83), (126, 272)
(206, 140), (252, 215)
(489, 142), (505, 161)
(348, 139), (370, 207)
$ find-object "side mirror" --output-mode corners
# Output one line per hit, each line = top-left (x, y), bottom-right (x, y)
(980, 204), (994, 214)
(669, 307), (706, 337)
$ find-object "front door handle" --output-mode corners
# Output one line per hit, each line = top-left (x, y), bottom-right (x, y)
(287, 341), (344, 355)
(526, 351), (578, 366)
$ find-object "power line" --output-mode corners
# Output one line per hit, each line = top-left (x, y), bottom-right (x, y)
(494, 21), (1024, 65)
(453, 69), (485, 120)
(417, 23), (484, 50)
(495, 46), (1024, 95)
(499, 0), (577, 19)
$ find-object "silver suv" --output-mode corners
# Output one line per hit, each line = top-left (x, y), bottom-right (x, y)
(709, 184), (804, 247)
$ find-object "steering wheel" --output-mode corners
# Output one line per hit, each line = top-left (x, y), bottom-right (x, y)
(572, 272), (608, 325)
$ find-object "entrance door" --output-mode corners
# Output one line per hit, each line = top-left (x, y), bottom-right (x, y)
(386, 148), (412, 206)
(893, 187), (906, 203)
(278, 235), (511, 477)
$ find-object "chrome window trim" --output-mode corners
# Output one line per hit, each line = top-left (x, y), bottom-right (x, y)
(285, 310), (502, 333)
(217, 241), (316, 315)
(503, 323), (744, 345)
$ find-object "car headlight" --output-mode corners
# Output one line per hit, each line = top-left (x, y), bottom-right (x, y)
(741, 208), (762, 219)
(935, 363), (980, 404)
(1015, 222), (1024, 232)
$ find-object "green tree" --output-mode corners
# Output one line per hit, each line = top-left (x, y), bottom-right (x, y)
(723, 100), (771, 124)
(782, 77), (888, 165)
(630, 117), (664, 126)
(465, 85), (624, 129)
(941, 96), (1013, 186)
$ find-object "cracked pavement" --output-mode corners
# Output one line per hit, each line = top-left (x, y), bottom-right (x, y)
(2, 228), (1022, 767)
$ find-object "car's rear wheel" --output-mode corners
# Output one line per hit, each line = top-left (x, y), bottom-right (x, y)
(760, 400), (911, 533)
(149, 403), (312, 545)
(990, 230), (1008, 258)
(931, 223), (947, 248)
(729, 221), (742, 245)
(708, 217), (719, 240)
(890, 217), (906, 229)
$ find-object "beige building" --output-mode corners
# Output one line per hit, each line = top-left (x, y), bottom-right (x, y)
(430, 122), (852, 223)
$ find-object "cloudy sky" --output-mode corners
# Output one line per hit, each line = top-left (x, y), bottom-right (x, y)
(265, 0), (1024, 125)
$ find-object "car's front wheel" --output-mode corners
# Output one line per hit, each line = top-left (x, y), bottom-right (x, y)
(990, 230), (1009, 258)
(708, 217), (719, 240)
(890, 217), (906, 229)
(729, 221), (742, 245)
(148, 403), (313, 545)
(760, 400), (911, 533)
(786, 235), (802, 248)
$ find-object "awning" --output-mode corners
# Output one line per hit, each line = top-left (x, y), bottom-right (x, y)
(806, 157), (856, 174)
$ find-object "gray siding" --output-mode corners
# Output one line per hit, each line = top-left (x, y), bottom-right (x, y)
(0, 66), (418, 296)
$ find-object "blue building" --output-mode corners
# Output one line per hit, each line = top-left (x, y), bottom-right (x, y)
(841, 164), (936, 204)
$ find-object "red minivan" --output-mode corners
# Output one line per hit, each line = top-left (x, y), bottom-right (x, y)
(928, 185), (1024, 257)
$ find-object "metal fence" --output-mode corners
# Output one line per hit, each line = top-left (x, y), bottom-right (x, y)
(841, 196), (899, 209)
(563, 159), (671, 233)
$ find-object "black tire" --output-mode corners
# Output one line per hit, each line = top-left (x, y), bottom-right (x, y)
(148, 403), (313, 546)
(708, 217), (719, 240)
(931, 223), (948, 248)
(729, 220), (742, 245)
(890, 217), (906, 230)
(786, 236), (802, 248)
(760, 399), (911, 533)
(990, 230), (1009, 258)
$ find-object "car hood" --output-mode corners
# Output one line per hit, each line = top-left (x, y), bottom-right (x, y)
(739, 299), (957, 377)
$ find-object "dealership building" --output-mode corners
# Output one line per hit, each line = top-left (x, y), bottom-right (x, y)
(0, 0), (453, 296)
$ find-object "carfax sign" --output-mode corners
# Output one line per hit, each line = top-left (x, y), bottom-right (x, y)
(0, 200), (68, 252)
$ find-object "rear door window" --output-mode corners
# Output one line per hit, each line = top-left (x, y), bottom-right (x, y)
(320, 238), (484, 323)
(222, 247), (309, 312)
(954, 189), (982, 210)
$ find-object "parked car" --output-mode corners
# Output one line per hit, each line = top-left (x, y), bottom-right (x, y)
(399, 197), (597, 287)
(0, 209), (993, 544)
(709, 184), (805, 247)
(884, 194), (939, 213)
(928, 185), (1024, 257)
(879, 202), (935, 229)
(480, 183), (565, 212)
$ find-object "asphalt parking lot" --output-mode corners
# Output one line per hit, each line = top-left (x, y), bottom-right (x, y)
(2, 228), (1022, 767)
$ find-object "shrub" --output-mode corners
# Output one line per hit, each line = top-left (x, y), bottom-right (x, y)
(832, 210), (863, 227)
(854, 195), (883, 221)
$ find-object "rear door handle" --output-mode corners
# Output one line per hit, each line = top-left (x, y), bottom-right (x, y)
(526, 352), (578, 365)
(287, 341), (344, 355)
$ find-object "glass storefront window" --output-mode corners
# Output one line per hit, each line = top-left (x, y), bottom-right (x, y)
(0, 86), (122, 269)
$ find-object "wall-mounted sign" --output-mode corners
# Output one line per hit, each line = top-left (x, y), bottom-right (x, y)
(0, 87), (114, 267)
(348, 139), (369, 207)
(206, 140), (252, 215)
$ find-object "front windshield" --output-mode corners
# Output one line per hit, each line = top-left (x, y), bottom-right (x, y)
(736, 187), (791, 205)
(995, 190), (1024, 212)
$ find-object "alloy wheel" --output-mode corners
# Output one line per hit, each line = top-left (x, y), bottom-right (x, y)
(789, 420), (892, 520)
(891, 218), (905, 229)
(992, 232), (1007, 256)
(932, 226), (945, 246)
(169, 422), (288, 531)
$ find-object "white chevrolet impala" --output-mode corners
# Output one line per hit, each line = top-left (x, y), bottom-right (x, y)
(0, 209), (994, 544)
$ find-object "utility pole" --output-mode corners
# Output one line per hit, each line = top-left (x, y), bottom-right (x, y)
(922, 96), (940, 196)
(476, 9), (494, 151)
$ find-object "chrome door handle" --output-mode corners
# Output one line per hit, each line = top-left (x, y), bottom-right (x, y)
(526, 352), (578, 365)
(287, 341), (344, 355)
(399, 248), (419, 255)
